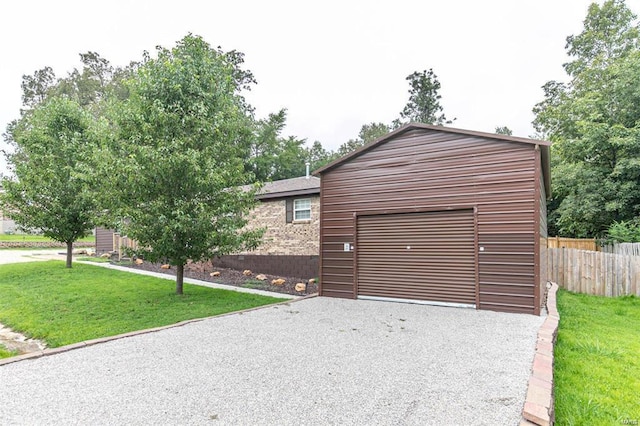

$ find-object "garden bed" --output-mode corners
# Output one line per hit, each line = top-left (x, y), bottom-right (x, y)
(122, 260), (318, 296)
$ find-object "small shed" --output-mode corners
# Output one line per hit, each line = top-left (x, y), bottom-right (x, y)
(314, 123), (551, 315)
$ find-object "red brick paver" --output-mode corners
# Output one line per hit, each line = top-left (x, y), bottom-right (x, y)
(521, 282), (558, 426)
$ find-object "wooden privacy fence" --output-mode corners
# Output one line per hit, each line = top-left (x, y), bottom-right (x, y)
(547, 236), (598, 251)
(601, 242), (640, 256)
(113, 233), (138, 261)
(547, 248), (640, 297)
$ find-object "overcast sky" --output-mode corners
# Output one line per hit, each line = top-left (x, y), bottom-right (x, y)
(2, 0), (639, 175)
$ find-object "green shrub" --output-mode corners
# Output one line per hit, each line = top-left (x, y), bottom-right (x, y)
(605, 218), (640, 243)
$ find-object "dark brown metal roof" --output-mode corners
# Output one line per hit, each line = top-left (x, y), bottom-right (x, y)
(314, 122), (552, 198)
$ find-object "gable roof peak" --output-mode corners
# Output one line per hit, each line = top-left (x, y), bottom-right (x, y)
(313, 122), (551, 176)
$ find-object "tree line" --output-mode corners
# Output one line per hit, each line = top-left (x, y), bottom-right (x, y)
(534, 0), (640, 242)
(0, 32), (459, 292)
(2, 0), (639, 294)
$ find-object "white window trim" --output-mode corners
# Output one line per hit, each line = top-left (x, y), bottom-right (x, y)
(293, 198), (311, 221)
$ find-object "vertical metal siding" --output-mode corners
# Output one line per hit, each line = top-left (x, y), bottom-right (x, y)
(533, 147), (542, 315)
(539, 166), (549, 311)
(320, 129), (539, 314)
(357, 210), (476, 304)
(95, 227), (115, 253)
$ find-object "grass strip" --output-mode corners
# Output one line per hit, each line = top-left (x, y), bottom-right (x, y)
(554, 290), (640, 424)
(77, 256), (111, 263)
(0, 345), (18, 359)
(0, 234), (95, 243)
(0, 261), (286, 348)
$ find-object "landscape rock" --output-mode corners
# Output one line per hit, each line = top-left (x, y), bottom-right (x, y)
(0, 323), (47, 354)
(100, 253), (111, 259)
(210, 271), (221, 277)
(308, 278), (316, 285)
(255, 274), (267, 281)
(160, 264), (171, 269)
(295, 283), (306, 292)
(134, 258), (144, 265)
(72, 249), (87, 255)
(242, 270), (252, 276)
(272, 278), (286, 286)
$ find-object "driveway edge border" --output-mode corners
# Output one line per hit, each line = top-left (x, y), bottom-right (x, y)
(0, 294), (317, 367)
(520, 282), (558, 426)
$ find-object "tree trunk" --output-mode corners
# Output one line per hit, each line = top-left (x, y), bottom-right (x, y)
(176, 263), (184, 295)
(66, 241), (73, 268)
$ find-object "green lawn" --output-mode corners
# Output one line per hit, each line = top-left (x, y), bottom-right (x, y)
(0, 261), (286, 349)
(554, 290), (640, 424)
(0, 234), (95, 243)
(77, 256), (111, 263)
(0, 347), (18, 359)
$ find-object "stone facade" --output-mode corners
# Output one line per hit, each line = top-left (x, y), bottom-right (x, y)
(239, 196), (320, 256)
(93, 184), (321, 278)
(95, 196), (320, 256)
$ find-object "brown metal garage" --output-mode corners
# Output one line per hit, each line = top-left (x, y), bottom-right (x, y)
(314, 123), (551, 315)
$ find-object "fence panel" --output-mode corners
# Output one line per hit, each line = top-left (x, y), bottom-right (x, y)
(600, 242), (640, 256)
(112, 233), (139, 261)
(547, 236), (598, 251)
(547, 248), (640, 297)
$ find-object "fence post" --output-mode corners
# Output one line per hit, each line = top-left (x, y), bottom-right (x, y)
(610, 252), (615, 297)
(625, 255), (631, 296)
(633, 256), (640, 295)
(559, 248), (564, 288)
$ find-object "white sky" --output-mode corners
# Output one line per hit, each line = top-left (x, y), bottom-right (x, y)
(2, 0), (638, 174)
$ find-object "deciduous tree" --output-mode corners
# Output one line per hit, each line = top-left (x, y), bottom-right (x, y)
(20, 67), (56, 110)
(101, 34), (263, 294)
(306, 140), (334, 171)
(247, 109), (309, 181)
(1, 98), (99, 267)
(533, 0), (640, 237)
(397, 69), (454, 126)
(335, 122), (390, 157)
(494, 126), (513, 135)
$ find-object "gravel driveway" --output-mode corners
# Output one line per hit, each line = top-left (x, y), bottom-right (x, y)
(0, 297), (543, 425)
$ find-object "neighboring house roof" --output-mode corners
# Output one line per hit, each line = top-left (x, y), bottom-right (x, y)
(254, 176), (320, 200)
(313, 122), (552, 198)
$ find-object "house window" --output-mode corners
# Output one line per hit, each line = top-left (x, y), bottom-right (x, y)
(285, 198), (313, 223)
(294, 198), (311, 220)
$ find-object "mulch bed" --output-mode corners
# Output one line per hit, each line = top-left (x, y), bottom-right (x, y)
(121, 259), (318, 296)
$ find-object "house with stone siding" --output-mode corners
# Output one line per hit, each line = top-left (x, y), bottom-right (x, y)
(215, 175), (320, 277)
(96, 175), (320, 278)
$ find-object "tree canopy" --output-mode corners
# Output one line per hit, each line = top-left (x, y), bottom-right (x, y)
(494, 126), (513, 135)
(100, 34), (263, 294)
(397, 69), (454, 126)
(533, 0), (640, 238)
(247, 109), (312, 182)
(333, 68), (455, 158)
(334, 122), (390, 157)
(1, 97), (99, 267)
(18, 52), (133, 116)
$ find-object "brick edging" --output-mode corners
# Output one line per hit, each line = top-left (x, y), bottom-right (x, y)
(521, 282), (559, 426)
(0, 294), (318, 367)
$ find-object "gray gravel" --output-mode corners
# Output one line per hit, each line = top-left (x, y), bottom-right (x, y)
(0, 297), (543, 425)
